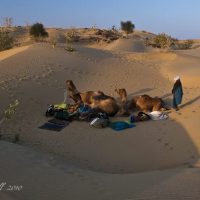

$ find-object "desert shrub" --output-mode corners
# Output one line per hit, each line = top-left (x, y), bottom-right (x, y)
(65, 29), (79, 52)
(185, 40), (194, 48)
(142, 30), (147, 33)
(29, 23), (48, 39)
(0, 30), (13, 51)
(4, 99), (20, 119)
(65, 29), (79, 42)
(102, 30), (114, 38)
(121, 21), (135, 35)
(175, 40), (194, 50)
(95, 29), (103, 35)
(95, 28), (120, 42)
(65, 45), (75, 52)
(49, 35), (57, 48)
(144, 37), (149, 46)
(148, 33), (175, 49)
(0, 99), (20, 125)
(112, 25), (116, 31)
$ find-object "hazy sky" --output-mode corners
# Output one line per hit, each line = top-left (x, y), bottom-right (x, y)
(0, 0), (200, 39)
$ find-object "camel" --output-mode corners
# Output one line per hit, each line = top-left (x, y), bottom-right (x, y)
(115, 88), (167, 113)
(135, 95), (166, 112)
(66, 80), (83, 105)
(79, 91), (105, 105)
(115, 88), (139, 115)
(66, 80), (119, 116)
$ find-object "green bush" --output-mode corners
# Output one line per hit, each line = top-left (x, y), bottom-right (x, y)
(151, 33), (175, 49)
(121, 21), (135, 35)
(29, 23), (48, 39)
(0, 30), (13, 51)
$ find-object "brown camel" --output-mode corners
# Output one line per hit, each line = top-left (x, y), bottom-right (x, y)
(135, 95), (166, 112)
(115, 88), (167, 113)
(115, 88), (139, 115)
(66, 80), (119, 116)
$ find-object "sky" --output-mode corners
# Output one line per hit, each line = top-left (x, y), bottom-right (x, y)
(0, 0), (200, 39)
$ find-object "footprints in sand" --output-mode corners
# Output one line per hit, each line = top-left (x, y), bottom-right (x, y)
(64, 67), (102, 79)
(32, 65), (55, 80)
(0, 64), (57, 100)
(157, 129), (174, 151)
(0, 78), (21, 99)
(76, 52), (97, 64)
(157, 138), (174, 151)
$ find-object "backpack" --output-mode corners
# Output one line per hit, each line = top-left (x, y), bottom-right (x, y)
(90, 118), (109, 128)
(130, 112), (151, 122)
(46, 104), (70, 120)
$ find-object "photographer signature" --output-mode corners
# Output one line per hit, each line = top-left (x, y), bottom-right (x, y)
(0, 182), (23, 191)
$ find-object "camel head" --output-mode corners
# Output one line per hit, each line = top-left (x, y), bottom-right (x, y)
(66, 80), (77, 92)
(115, 88), (127, 103)
(66, 80), (82, 105)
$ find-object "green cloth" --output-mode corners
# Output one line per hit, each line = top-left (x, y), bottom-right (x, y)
(54, 103), (68, 110)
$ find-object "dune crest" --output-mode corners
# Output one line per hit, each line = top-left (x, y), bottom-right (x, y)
(0, 45), (31, 61)
(105, 38), (156, 52)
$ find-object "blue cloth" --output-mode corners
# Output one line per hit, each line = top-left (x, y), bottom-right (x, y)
(79, 104), (92, 113)
(173, 85), (183, 108)
(110, 121), (135, 131)
(39, 121), (69, 132)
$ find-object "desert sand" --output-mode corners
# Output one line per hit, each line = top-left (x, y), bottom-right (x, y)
(0, 29), (200, 200)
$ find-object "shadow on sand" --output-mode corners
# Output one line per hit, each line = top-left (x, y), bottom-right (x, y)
(129, 88), (154, 96)
(160, 93), (172, 99)
(180, 96), (200, 109)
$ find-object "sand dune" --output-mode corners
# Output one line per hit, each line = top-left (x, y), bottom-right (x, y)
(1, 34), (200, 199)
(105, 38), (156, 52)
(161, 51), (200, 87)
(0, 45), (31, 61)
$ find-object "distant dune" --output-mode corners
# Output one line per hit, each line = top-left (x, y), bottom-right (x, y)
(161, 51), (200, 87)
(105, 38), (154, 52)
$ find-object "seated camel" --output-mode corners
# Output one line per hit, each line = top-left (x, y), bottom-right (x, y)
(115, 88), (167, 113)
(136, 95), (166, 112)
(66, 80), (119, 116)
(115, 88), (137, 115)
